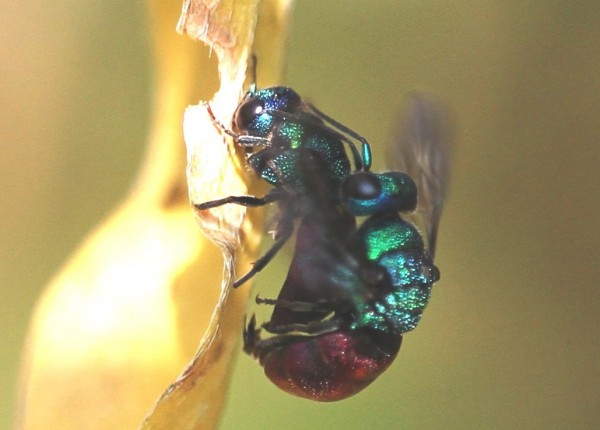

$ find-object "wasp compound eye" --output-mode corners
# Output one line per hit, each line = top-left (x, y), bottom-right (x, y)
(234, 96), (265, 132)
(342, 172), (381, 201)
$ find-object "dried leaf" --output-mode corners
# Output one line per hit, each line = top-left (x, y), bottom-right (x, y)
(16, 0), (292, 429)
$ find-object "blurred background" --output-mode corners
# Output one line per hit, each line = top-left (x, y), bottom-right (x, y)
(2, 1), (599, 429)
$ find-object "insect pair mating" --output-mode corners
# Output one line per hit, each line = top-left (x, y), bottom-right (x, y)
(195, 80), (449, 401)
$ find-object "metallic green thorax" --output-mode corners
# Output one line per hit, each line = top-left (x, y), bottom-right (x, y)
(350, 213), (439, 334)
(361, 216), (423, 261)
(279, 122), (304, 149)
(248, 117), (351, 192)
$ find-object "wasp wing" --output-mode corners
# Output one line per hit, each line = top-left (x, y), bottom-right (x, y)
(387, 93), (452, 258)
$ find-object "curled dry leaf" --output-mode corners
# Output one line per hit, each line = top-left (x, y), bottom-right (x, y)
(16, 0), (292, 429)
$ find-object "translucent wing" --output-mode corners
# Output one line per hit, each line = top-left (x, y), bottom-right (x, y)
(387, 93), (452, 258)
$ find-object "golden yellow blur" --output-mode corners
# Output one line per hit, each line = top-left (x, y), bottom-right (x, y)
(14, 0), (292, 429)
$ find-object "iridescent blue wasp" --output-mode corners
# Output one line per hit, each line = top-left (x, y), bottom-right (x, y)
(195, 80), (449, 401)
(196, 83), (372, 287)
(241, 94), (450, 401)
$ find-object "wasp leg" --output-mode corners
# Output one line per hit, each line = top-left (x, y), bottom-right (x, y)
(255, 295), (335, 314)
(243, 315), (306, 356)
(232, 215), (294, 288)
(244, 324), (300, 358)
(193, 191), (281, 211)
(243, 316), (340, 358)
(194, 190), (290, 288)
(262, 318), (342, 337)
(243, 315), (262, 354)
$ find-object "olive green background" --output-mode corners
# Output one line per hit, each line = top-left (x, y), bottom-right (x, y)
(2, 1), (599, 429)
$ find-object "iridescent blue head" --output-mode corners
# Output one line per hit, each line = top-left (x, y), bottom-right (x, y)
(342, 171), (417, 216)
(233, 87), (302, 137)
